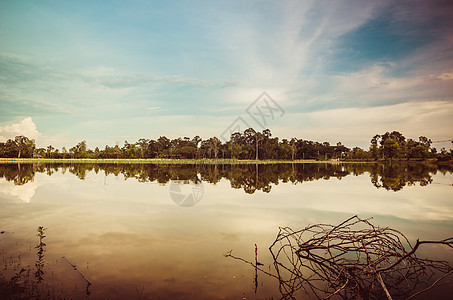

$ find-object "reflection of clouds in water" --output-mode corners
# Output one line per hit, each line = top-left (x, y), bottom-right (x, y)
(284, 176), (453, 222)
(0, 178), (39, 203)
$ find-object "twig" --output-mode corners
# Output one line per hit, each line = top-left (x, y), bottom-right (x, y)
(376, 272), (393, 300)
(407, 270), (453, 300)
(62, 256), (93, 287)
(223, 251), (278, 280)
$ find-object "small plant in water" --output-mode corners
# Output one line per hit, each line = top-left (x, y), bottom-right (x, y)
(0, 226), (52, 299)
(35, 226), (47, 283)
(1, 226), (94, 299)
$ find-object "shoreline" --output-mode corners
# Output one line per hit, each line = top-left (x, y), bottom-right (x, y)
(0, 158), (449, 165)
(0, 158), (335, 164)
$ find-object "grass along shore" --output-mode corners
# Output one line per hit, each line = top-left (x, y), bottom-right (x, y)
(1, 158), (448, 165)
(0, 158), (345, 164)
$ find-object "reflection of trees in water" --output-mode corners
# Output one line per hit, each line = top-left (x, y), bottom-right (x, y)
(0, 163), (35, 185)
(1, 162), (452, 193)
(369, 163), (440, 191)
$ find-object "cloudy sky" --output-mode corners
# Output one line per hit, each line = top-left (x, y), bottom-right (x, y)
(1, 0), (452, 149)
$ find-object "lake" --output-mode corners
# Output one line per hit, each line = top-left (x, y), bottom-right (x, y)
(1, 162), (452, 299)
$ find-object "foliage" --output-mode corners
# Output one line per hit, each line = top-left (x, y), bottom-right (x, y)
(346, 131), (452, 161)
(0, 136), (35, 158)
(1, 130), (451, 161)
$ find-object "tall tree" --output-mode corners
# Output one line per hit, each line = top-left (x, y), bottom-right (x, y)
(14, 135), (35, 158)
(209, 137), (221, 159)
(157, 136), (170, 158)
(383, 138), (400, 160)
(419, 136), (432, 148)
(137, 139), (149, 159)
(192, 136), (202, 158)
(255, 132), (263, 160)
(370, 134), (380, 160)
(46, 145), (54, 158)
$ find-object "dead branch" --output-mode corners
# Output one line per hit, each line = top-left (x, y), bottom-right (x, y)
(226, 216), (453, 300)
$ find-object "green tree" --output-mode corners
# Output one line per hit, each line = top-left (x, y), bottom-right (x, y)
(137, 139), (149, 159)
(14, 135), (35, 158)
(209, 137), (221, 159)
(418, 136), (432, 148)
(255, 132), (262, 160)
(370, 134), (380, 160)
(278, 140), (292, 159)
(0, 140), (18, 157)
(62, 147), (68, 158)
(122, 141), (140, 158)
(243, 128), (257, 159)
(192, 136), (202, 158)
(409, 144), (429, 160)
(383, 138), (400, 160)
(157, 136), (170, 158)
(46, 145), (54, 158)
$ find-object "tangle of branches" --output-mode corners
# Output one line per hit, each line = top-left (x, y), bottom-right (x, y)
(225, 216), (453, 299)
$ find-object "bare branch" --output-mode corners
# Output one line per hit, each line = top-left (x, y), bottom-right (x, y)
(225, 216), (453, 299)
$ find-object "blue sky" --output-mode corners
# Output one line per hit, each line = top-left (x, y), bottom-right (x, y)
(1, 0), (452, 149)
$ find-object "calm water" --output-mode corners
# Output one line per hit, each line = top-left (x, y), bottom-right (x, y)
(1, 162), (452, 299)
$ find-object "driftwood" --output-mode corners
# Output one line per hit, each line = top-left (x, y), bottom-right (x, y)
(225, 216), (453, 299)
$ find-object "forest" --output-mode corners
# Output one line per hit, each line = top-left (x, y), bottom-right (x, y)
(0, 128), (452, 161)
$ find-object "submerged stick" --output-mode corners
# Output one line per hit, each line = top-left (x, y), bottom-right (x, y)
(62, 256), (93, 287)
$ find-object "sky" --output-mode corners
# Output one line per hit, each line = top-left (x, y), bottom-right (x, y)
(0, 0), (452, 150)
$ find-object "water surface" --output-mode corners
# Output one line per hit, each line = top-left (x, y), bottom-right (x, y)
(1, 162), (452, 299)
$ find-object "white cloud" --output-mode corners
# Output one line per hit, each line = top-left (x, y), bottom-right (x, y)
(1, 1), (452, 149)
(219, 0), (388, 90)
(0, 117), (70, 148)
(273, 100), (453, 148)
(286, 63), (453, 111)
(219, 0), (453, 114)
(437, 72), (453, 80)
(0, 117), (41, 142)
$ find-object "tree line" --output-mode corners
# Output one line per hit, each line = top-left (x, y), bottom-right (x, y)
(0, 129), (452, 161)
(347, 131), (452, 161)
